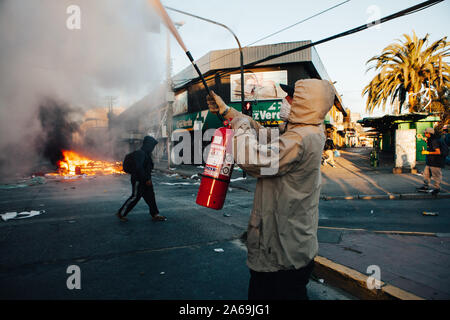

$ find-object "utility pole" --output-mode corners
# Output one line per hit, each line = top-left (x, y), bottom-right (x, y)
(105, 96), (117, 159)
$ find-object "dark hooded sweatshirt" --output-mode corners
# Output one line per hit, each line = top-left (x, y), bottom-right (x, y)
(133, 136), (158, 183)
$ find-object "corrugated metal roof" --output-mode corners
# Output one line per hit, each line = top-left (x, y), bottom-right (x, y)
(173, 41), (313, 89)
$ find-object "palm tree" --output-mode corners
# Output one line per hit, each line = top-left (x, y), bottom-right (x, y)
(363, 31), (449, 114)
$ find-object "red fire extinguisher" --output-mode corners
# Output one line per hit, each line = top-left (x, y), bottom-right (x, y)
(196, 121), (234, 210)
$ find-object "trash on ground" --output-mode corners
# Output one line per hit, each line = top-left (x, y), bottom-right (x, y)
(319, 279), (324, 284)
(160, 182), (200, 186)
(1, 210), (45, 222)
(166, 173), (179, 178)
(214, 248), (224, 252)
(27, 176), (46, 185)
(423, 211), (438, 216)
(370, 210), (374, 214)
(223, 213), (231, 217)
(160, 272), (165, 275)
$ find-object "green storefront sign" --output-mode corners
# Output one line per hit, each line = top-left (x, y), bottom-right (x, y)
(173, 100), (283, 131)
(230, 100), (283, 126)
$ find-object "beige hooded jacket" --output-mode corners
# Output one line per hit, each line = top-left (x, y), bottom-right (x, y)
(228, 79), (334, 272)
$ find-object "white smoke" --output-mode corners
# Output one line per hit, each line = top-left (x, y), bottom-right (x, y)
(0, 0), (165, 177)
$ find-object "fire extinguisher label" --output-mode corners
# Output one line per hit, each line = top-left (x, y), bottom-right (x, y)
(208, 145), (226, 166)
(204, 165), (219, 178)
(204, 145), (226, 178)
(213, 135), (223, 145)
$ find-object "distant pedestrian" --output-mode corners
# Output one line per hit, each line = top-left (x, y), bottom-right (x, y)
(443, 125), (450, 166)
(443, 125), (450, 144)
(416, 128), (444, 195)
(117, 136), (166, 222)
(323, 138), (336, 167)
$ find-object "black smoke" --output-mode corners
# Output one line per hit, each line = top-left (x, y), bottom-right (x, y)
(35, 98), (81, 166)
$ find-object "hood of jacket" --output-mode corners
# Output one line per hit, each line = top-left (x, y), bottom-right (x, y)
(141, 136), (158, 154)
(287, 79), (335, 125)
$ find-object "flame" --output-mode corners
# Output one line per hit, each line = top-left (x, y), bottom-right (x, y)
(55, 150), (124, 176)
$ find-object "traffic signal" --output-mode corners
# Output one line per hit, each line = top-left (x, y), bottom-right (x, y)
(242, 101), (253, 116)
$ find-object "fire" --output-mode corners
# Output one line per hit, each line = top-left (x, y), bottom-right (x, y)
(55, 150), (124, 176)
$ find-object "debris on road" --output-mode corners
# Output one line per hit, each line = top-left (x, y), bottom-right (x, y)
(423, 211), (439, 216)
(223, 213), (231, 217)
(27, 176), (46, 186)
(230, 177), (246, 182)
(160, 182), (200, 186)
(214, 248), (224, 252)
(1, 210), (45, 222)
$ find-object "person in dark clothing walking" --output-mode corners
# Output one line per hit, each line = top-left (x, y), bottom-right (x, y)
(416, 128), (443, 195)
(117, 136), (166, 222)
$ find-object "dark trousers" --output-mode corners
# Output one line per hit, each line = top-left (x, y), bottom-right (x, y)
(248, 260), (315, 300)
(118, 177), (159, 217)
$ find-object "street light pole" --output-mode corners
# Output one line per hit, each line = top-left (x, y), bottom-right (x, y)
(165, 6), (245, 111)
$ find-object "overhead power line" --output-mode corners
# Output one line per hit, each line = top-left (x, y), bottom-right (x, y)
(177, 0), (444, 89)
(174, 0), (351, 73)
(246, 0), (351, 47)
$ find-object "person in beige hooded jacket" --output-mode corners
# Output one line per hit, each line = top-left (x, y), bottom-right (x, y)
(207, 78), (335, 300)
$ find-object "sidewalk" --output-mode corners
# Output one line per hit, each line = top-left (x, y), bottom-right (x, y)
(154, 148), (450, 300)
(321, 147), (450, 199)
(155, 147), (450, 199)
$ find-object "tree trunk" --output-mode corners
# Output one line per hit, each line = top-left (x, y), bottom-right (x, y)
(408, 92), (415, 113)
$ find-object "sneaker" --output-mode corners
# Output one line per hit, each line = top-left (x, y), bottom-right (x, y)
(431, 188), (440, 195)
(152, 215), (167, 222)
(416, 186), (429, 192)
(116, 212), (128, 222)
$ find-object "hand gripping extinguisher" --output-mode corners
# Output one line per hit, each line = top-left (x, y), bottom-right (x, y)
(196, 120), (234, 210)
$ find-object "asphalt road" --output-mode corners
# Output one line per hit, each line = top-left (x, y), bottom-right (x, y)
(0, 172), (354, 300)
(319, 198), (450, 234)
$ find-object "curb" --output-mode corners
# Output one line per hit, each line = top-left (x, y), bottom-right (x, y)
(318, 226), (437, 237)
(313, 256), (424, 300)
(322, 193), (450, 201)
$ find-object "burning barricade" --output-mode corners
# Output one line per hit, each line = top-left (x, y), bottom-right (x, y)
(46, 150), (124, 177)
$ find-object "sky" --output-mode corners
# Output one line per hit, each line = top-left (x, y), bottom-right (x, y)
(160, 0), (450, 118)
